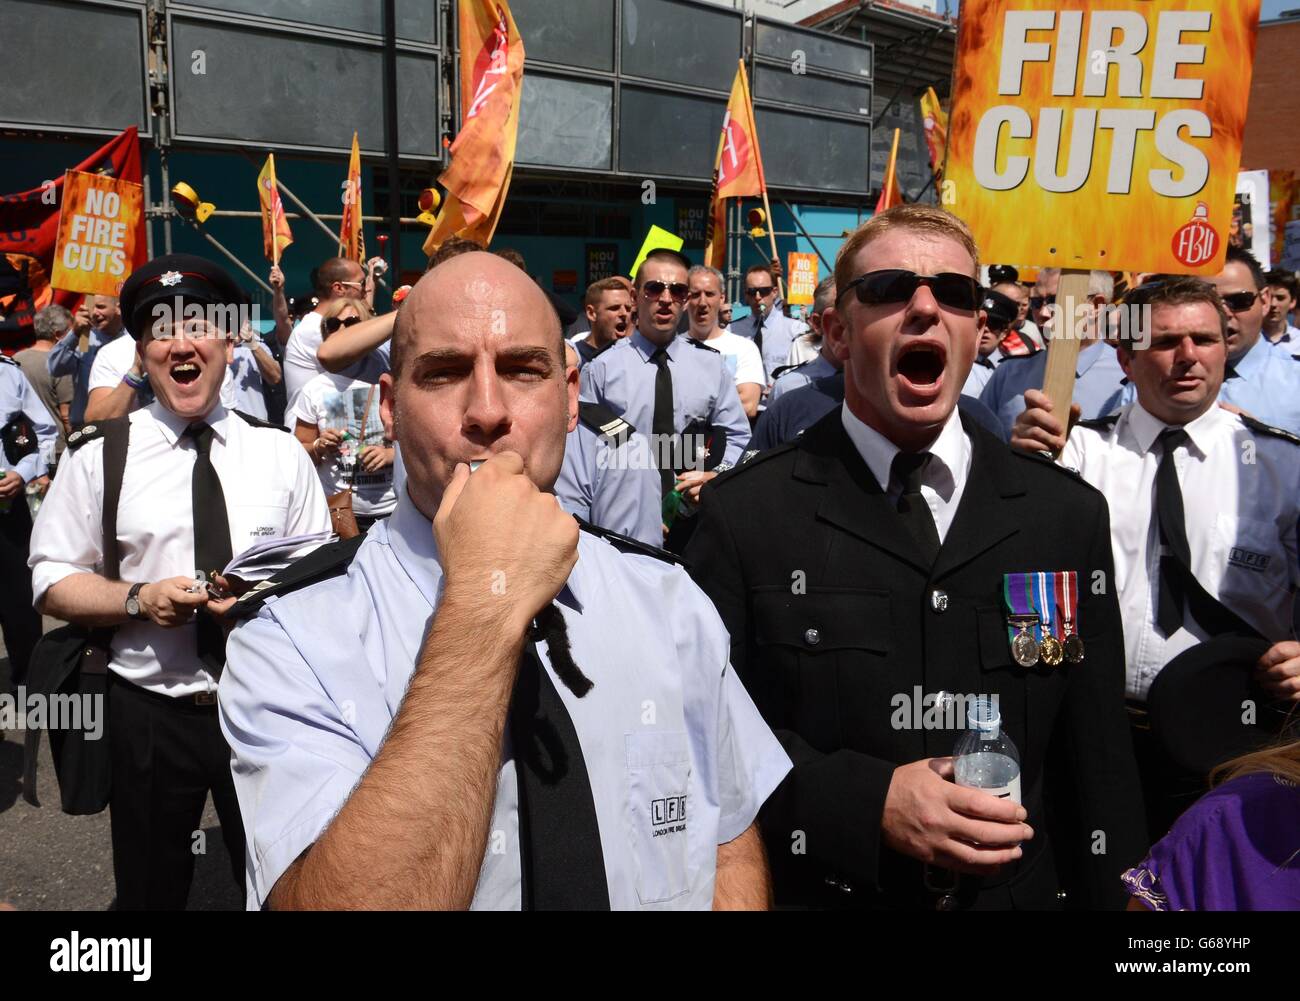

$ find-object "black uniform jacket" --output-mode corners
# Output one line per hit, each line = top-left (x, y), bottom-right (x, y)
(685, 408), (1147, 910)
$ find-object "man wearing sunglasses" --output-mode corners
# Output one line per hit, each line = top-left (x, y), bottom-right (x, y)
(978, 271), (1127, 440)
(686, 204), (1144, 911)
(960, 288), (1017, 400)
(282, 256), (379, 428)
(578, 248), (750, 534)
(731, 263), (810, 391)
(1029, 268), (1060, 335)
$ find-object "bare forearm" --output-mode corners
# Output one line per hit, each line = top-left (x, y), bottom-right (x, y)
(711, 823), (772, 911)
(40, 573), (133, 626)
(252, 344), (282, 384)
(317, 313), (396, 373)
(84, 383), (136, 422)
(738, 385), (761, 420)
(272, 293), (293, 347)
(272, 596), (526, 910)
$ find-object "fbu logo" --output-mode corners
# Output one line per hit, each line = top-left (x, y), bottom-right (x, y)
(651, 796), (687, 826)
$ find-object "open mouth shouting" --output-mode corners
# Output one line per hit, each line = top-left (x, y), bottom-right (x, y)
(170, 360), (202, 386)
(895, 340), (947, 399)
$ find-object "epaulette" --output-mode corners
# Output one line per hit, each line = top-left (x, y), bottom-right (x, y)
(1241, 414), (1300, 446)
(577, 401), (635, 446)
(228, 534), (366, 619)
(234, 410), (289, 432)
(770, 362), (802, 381)
(713, 437), (799, 479)
(577, 518), (688, 569)
(65, 416), (129, 451)
(686, 337), (720, 354)
(1075, 413), (1121, 431)
(0, 353), (16, 366)
(1010, 447), (1091, 486)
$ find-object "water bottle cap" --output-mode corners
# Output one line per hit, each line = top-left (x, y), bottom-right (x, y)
(967, 697), (1001, 732)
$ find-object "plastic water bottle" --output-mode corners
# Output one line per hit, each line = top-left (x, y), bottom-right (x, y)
(953, 697), (1021, 804)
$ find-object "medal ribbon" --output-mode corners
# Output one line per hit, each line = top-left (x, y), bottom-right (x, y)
(1059, 570), (1078, 637)
(1036, 571), (1055, 642)
(1003, 572), (1037, 644)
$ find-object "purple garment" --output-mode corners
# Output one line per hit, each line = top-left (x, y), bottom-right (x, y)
(1122, 772), (1300, 910)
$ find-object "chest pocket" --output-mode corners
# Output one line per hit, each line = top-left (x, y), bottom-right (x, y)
(227, 488), (291, 548)
(1215, 515), (1292, 604)
(752, 587), (892, 655)
(625, 730), (691, 906)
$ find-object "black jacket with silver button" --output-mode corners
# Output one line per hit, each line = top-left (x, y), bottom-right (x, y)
(685, 409), (1146, 910)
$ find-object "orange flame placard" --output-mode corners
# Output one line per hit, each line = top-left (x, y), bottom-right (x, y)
(945, 1), (1261, 275)
(50, 170), (145, 297)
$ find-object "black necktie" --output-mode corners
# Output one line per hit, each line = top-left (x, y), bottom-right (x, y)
(1153, 427), (1257, 639)
(892, 451), (941, 565)
(509, 636), (610, 910)
(187, 423), (233, 675)
(651, 347), (675, 495)
(753, 309), (766, 375)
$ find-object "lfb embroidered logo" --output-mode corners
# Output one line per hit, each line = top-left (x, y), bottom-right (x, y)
(651, 796), (687, 835)
(1228, 547), (1271, 573)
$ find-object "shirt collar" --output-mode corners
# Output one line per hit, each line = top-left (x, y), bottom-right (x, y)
(631, 329), (679, 362)
(1126, 399), (1226, 456)
(1074, 339), (1106, 376)
(382, 485), (583, 613)
(1230, 336), (1271, 379)
(151, 399), (231, 448)
(839, 400), (967, 499)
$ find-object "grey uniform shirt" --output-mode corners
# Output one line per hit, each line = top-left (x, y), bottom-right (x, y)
(219, 490), (792, 910)
(579, 331), (751, 467)
(0, 357), (59, 482)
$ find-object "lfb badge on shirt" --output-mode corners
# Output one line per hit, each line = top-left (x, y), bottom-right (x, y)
(1002, 571), (1084, 669)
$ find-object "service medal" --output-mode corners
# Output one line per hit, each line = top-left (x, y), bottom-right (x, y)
(1059, 570), (1084, 664)
(1011, 628), (1041, 667)
(1040, 634), (1064, 667)
(1063, 633), (1085, 664)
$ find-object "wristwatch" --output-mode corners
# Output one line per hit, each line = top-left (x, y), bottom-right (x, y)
(125, 582), (148, 621)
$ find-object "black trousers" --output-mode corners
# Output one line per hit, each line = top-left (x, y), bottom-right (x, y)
(0, 499), (42, 689)
(1128, 708), (1206, 842)
(108, 674), (246, 910)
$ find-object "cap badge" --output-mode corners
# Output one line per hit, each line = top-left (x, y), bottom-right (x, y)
(160, 270), (183, 287)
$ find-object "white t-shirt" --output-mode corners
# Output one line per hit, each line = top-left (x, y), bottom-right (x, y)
(290, 372), (396, 517)
(88, 330), (234, 412)
(282, 311), (325, 428)
(698, 329), (765, 389)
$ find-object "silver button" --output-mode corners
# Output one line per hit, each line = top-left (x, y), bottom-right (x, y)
(804, 628), (821, 646)
(824, 876), (853, 894)
(930, 589), (949, 613)
(935, 894), (959, 911)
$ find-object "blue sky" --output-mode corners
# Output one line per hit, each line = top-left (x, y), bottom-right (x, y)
(942, 0), (1294, 19)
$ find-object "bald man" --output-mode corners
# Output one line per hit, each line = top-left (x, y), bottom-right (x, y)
(218, 252), (792, 911)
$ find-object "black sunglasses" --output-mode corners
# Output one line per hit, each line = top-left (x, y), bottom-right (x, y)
(323, 315), (362, 334)
(642, 280), (689, 303)
(746, 285), (775, 298)
(1220, 291), (1259, 313)
(837, 270), (982, 311)
(1029, 294), (1057, 311)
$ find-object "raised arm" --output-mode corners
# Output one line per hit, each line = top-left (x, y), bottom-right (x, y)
(316, 311), (396, 373)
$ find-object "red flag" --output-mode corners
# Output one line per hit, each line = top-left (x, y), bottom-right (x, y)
(0, 127), (143, 350)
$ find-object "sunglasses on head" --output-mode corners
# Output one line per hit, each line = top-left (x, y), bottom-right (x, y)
(323, 316), (362, 334)
(1220, 290), (1259, 313)
(641, 280), (689, 303)
(837, 270), (982, 311)
(746, 285), (775, 298)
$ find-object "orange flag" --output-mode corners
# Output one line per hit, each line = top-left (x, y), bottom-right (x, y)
(257, 153), (293, 265)
(423, 1), (524, 256)
(875, 128), (902, 214)
(920, 87), (948, 180)
(704, 60), (767, 271)
(339, 133), (365, 262)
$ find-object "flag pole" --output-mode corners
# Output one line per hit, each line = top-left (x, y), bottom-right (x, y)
(761, 186), (783, 300)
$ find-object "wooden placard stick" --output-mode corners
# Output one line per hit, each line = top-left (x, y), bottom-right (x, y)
(1039, 268), (1091, 457)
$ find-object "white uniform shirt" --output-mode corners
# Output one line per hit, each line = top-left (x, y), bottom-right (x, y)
(29, 401), (331, 697)
(88, 331), (237, 412)
(219, 490), (792, 909)
(1061, 401), (1300, 700)
(840, 401), (972, 543)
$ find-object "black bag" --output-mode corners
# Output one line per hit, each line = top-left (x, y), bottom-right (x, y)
(22, 417), (129, 815)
